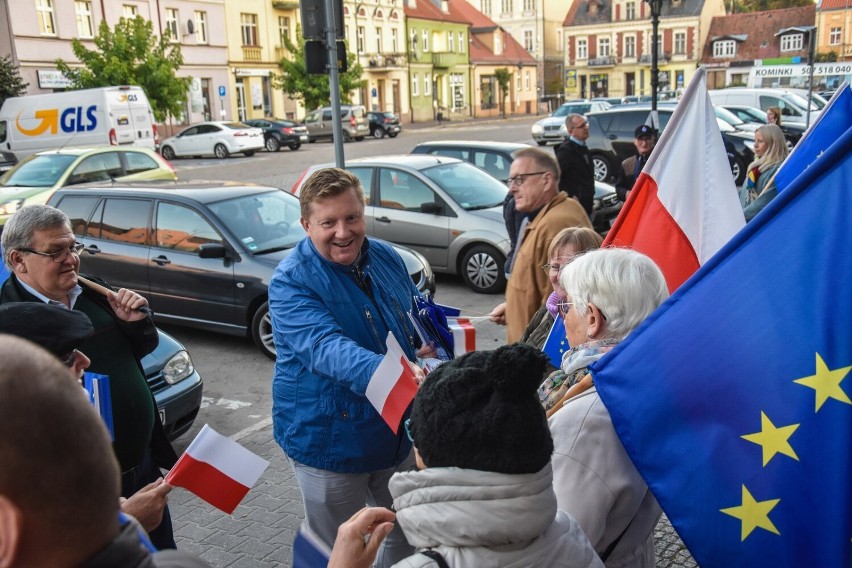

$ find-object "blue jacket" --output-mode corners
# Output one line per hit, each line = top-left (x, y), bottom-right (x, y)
(270, 237), (421, 473)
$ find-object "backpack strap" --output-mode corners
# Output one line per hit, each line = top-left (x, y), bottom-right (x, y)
(420, 549), (450, 568)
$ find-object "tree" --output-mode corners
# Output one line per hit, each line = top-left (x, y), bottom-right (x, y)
(272, 30), (366, 110)
(815, 51), (838, 63)
(494, 68), (512, 118)
(728, 0), (811, 12)
(55, 17), (189, 122)
(0, 55), (29, 108)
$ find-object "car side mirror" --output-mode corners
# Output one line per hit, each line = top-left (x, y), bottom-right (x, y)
(420, 202), (441, 214)
(198, 243), (227, 259)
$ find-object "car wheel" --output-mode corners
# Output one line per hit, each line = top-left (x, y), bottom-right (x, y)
(730, 154), (746, 186)
(591, 154), (612, 182)
(536, 140), (547, 146)
(355, 136), (364, 142)
(266, 137), (281, 152)
(388, 132), (398, 138)
(160, 145), (176, 160)
(461, 245), (506, 294)
(244, 150), (255, 157)
(214, 143), (230, 159)
(343, 131), (352, 143)
(374, 127), (386, 139)
(251, 301), (276, 360)
(289, 142), (301, 150)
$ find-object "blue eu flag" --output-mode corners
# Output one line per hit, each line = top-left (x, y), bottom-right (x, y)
(591, 127), (852, 566)
(542, 316), (568, 368)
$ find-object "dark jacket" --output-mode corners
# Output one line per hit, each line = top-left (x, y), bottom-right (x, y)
(81, 521), (210, 567)
(614, 153), (650, 202)
(0, 274), (177, 470)
(555, 140), (595, 216)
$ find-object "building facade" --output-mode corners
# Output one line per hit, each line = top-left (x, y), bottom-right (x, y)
(816, 0), (852, 62)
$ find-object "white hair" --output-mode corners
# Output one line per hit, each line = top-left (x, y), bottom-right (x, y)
(559, 248), (669, 338)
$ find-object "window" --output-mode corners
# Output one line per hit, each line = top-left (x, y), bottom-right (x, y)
(155, 203), (222, 253)
(516, 73), (521, 91)
(412, 73), (419, 96)
(75, 1), (93, 38)
(69, 153), (123, 185)
(55, 196), (99, 236)
(165, 8), (179, 41)
(422, 30), (430, 52)
(780, 33), (803, 52)
(240, 13), (258, 46)
(830, 27), (841, 46)
(458, 32), (465, 53)
(524, 30), (534, 51)
(577, 38), (588, 59)
(502, 0), (513, 14)
(90, 198), (151, 245)
(376, 27), (383, 52)
(713, 39), (735, 57)
(625, 35), (635, 57)
(674, 31), (686, 54)
(357, 27), (365, 52)
(410, 29), (417, 51)
(195, 11), (208, 44)
(599, 37), (611, 57)
(625, 1), (635, 19)
(482, 0), (492, 16)
(523, 0), (534, 11)
(448, 30), (454, 52)
(122, 4), (137, 18)
(348, 168), (374, 202)
(278, 16), (290, 46)
(378, 169), (436, 212)
(392, 28), (399, 52)
(556, 29), (563, 52)
(123, 152), (159, 175)
(525, 70), (530, 90)
(425, 73), (432, 95)
(36, 0), (56, 35)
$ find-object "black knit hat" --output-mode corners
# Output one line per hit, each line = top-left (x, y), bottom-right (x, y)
(0, 302), (93, 358)
(409, 343), (554, 474)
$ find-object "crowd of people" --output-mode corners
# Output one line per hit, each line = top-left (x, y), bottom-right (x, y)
(0, 101), (794, 567)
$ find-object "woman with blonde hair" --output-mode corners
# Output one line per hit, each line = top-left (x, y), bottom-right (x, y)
(741, 123), (788, 221)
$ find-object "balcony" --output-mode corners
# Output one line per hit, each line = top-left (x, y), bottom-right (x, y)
(588, 56), (616, 67)
(272, 0), (300, 8)
(243, 46), (262, 62)
(364, 53), (408, 70)
(432, 51), (463, 68)
(639, 53), (671, 65)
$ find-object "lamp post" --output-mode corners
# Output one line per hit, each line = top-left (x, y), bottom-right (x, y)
(645, 0), (664, 114)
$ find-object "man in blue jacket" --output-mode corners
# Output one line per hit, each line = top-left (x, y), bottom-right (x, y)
(269, 168), (432, 566)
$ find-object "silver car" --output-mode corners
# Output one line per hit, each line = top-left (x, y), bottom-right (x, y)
(304, 105), (370, 143)
(531, 100), (611, 146)
(292, 155), (511, 294)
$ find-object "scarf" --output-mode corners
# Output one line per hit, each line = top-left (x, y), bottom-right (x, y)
(538, 338), (621, 415)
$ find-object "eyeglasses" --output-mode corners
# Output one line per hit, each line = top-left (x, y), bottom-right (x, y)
(17, 242), (84, 263)
(404, 418), (414, 442)
(542, 256), (576, 275)
(556, 300), (573, 317)
(507, 171), (547, 187)
(570, 121), (589, 130)
(60, 349), (80, 368)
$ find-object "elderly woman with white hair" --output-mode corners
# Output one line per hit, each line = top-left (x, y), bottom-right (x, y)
(547, 248), (669, 568)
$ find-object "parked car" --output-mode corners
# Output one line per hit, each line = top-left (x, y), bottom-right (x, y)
(304, 105), (369, 142)
(242, 118), (308, 152)
(0, 150), (17, 174)
(531, 100), (611, 146)
(0, 267), (202, 442)
(721, 105), (806, 148)
(708, 88), (820, 125)
(46, 181), (435, 359)
(367, 111), (402, 139)
(584, 105), (754, 185)
(0, 147), (176, 229)
(159, 121), (264, 160)
(292, 155), (511, 294)
(591, 97), (624, 106)
(410, 140), (622, 234)
(714, 105), (760, 133)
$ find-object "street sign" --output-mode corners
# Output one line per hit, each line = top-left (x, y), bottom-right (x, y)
(301, 0), (344, 41)
(219, 85), (226, 97)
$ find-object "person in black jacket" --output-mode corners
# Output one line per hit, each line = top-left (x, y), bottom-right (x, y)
(0, 204), (179, 550)
(554, 113), (595, 217)
(614, 124), (656, 202)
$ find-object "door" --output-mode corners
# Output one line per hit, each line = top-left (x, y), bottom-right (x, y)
(392, 79), (401, 113)
(377, 79), (386, 110)
(236, 82), (247, 121)
(172, 126), (200, 155)
(148, 201), (236, 324)
(370, 167), (450, 269)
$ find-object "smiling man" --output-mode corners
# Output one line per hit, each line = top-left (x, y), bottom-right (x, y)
(268, 168), (433, 566)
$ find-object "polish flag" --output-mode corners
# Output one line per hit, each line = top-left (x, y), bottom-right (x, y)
(447, 317), (476, 357)
(603, 67), (745, 291)
(165, 424), (269, 514)
(365, 332), (418, 434)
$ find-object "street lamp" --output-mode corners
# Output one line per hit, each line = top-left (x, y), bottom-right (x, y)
(645, 0), (664, 113)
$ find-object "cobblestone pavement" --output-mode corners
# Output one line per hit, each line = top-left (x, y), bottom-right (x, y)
(172, 419), (697, 567)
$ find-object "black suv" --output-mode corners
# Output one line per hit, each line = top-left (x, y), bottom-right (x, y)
(367, 111), (402, 139)
(242, 118), (308, 152)
(585, 105), (754, 186)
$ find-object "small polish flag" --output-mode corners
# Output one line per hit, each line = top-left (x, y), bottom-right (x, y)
(165, 424), (269, 514)
(365, 332), (418, 434)
(447, 317), (476, 357)
(604, 67), (745, 292)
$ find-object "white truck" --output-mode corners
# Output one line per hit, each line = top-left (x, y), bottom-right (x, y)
(0, 86), (158, 160)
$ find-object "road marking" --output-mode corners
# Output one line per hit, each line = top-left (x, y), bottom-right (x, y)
(201, 396), (252, 410)
(232, 417), (273, 442)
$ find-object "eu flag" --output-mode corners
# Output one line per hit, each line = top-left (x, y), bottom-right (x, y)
(542, 316), (568, 368)
(774, 82), (851, 191)
(590, 126), (852, 566)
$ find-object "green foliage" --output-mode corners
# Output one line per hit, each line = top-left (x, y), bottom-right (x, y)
(728, 0), (812, 12)
(0, 55), (29, 108)
(55, 17), (189, 122)
(272, 30), (366, 110)
(494, 68), (512, 118)
(815, 51), (838, 63)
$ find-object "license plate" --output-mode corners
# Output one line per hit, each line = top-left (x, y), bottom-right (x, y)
(158, 408), (166, 424)
(299, 135), (308, 141)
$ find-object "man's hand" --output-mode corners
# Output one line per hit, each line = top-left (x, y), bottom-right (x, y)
(107, 288), (150, 322)
(328, 507), (396, 568)
(408, 360), (427, 386)
(416, 342), (438, 360)
(489, 302), (507, 326)
(120, 478), (172, 532)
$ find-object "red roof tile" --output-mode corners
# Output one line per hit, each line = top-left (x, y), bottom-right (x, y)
(817, 0), (850, 10)
(703, 5), (816, 61)
(404, 0), (471, 24)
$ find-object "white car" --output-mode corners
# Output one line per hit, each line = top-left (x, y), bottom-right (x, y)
(159, 121), (264, 160)
(531, 100), (611, 145)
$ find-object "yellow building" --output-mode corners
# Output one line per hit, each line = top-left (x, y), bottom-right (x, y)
(817, 0), (852, 61)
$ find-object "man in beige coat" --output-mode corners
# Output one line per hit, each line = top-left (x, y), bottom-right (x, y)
(490, 148), (591, 343)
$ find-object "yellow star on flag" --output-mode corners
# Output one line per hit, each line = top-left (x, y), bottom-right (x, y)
(742, 412), (800, 466)
(720, 484), (781, 541)
(793, 353), (852, 412)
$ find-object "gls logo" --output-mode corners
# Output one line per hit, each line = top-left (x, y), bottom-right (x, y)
(116, 93), (139, 102)
(15, 105), (98, 136)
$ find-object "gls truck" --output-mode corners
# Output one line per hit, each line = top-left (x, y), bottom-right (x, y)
(0, 86), (158, 160)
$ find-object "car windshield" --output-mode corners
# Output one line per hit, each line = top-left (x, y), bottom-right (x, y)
(421, 162), (507, 210)
(783, 93), (815, 112)
(207, 191), (305, 254)
(715, 106), (746, 126)
(0, 154), (78, 187)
